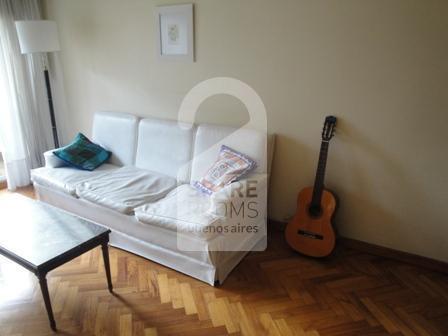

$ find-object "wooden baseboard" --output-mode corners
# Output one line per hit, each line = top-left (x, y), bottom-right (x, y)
(268, 219), (448, 275)
(338, 237), (448, 274)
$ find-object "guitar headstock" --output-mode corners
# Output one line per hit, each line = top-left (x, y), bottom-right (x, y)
(322, 116), (337, 141)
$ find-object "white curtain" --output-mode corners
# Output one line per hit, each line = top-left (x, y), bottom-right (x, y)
(0, 0), (53, 190)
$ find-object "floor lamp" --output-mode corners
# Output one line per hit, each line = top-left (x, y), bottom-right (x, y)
(15, 20), (61, 148)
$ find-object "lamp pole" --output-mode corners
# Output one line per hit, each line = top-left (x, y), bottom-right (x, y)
(43, 63), (59, 148)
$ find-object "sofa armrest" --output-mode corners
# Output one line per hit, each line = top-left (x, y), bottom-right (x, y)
(44, 149), (66, 168)
(208, 173), (268, 219)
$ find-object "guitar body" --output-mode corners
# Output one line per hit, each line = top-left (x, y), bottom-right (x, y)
(285, 187), (337, 257)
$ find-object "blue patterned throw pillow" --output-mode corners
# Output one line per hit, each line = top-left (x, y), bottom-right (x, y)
(53, 133), (111, 171)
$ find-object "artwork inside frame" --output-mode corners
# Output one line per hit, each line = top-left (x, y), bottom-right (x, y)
(155, 4), (194, 61)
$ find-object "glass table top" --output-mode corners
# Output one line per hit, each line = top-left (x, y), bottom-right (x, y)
(0, 194), (109, 268)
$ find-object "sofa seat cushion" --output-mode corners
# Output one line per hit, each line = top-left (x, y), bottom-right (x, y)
(76, 166), (177, 214)
(31, 164), (119, 196)
(134, 184), (222, 239)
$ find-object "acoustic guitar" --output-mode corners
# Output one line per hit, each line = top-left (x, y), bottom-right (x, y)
(285, 116), (338, 257)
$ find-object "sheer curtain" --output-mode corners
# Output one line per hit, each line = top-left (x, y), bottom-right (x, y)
(0, 0), (53, 190)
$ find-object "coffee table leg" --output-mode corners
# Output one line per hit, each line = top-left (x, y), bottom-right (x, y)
(101, 242), (113, 293)
(38, 274), (57, 331)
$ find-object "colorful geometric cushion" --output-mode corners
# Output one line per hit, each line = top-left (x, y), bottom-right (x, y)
(192, 145), (257, 195)
(53, 133), (111, 171)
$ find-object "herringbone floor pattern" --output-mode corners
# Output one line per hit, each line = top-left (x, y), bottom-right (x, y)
(0, 188), (447, 335)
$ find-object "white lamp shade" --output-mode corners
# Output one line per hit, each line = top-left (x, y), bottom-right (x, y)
(15, 20), (60, 54)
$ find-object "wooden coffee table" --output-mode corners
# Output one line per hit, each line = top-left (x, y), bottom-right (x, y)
(0, 194), (113, 331)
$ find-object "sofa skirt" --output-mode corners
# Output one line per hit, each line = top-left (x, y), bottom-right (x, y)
(33, 183), (265, 285)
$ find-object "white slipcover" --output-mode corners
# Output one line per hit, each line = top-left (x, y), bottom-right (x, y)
(32, 111), (275, 286)
(134, 184), (221, 239)
(190, 124), (267, 182)
(76, 166), (177, 214)
(34, 183), (266, 285)
(43, 149), (66, 168)
(31, 163), (118, 196)
(92, 111), (139, 166)
(135, 118), (195, 183)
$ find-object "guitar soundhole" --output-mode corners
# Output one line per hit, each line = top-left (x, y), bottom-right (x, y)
(308, 205), (322, 218)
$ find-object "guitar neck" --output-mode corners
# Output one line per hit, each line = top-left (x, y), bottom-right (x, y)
(311, 140), (329, 208)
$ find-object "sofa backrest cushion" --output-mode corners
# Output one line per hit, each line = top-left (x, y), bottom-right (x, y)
(135, 118), (195, 182)
(190, 124), (267, 183)
(92, 111), (139, 166)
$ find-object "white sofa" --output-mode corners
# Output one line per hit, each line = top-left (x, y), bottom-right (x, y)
(31, 111), (274, 285)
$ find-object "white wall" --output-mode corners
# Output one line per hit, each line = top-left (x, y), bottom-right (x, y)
(44, 0), (448, 262)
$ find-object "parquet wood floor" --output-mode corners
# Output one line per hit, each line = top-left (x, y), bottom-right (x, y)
(0, 187), (447, 335)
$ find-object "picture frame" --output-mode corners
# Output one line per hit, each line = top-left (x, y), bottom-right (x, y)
(154, 4), (194, 62)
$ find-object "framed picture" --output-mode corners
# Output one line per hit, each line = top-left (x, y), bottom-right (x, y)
(155, 4), (194, 62)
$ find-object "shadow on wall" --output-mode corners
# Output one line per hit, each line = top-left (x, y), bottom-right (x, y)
(268, 134), (315, 222)
(267, 117), (445, 260)
(327, 118), (439, 257)
(195, 95), (250, 128)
